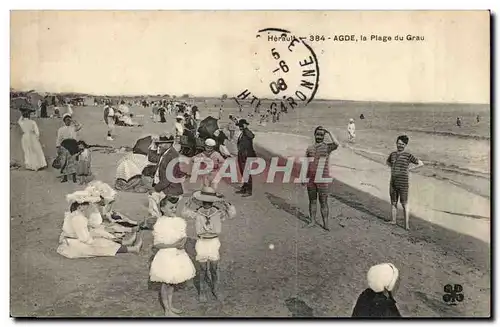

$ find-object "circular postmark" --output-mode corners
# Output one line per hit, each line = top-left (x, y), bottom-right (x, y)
(233, 27), (320, 114)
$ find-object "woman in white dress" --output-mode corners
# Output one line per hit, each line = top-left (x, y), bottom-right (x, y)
(18, 108), (47, 171)
(150, 195), (196, 316)
(57, 190), (143, 259)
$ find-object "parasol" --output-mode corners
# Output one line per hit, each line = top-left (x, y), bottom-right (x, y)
(60, 139), (80, 155)
(132, 136), (153, 155)
(197, 116), (219, 139)
(116, 153), (150, 182)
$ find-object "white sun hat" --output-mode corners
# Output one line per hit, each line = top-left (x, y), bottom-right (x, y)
(367, 263), (399, 293)
(205, 138), (216, 147)
(66, 190), (101, 205)
(85, 181), (117, 202)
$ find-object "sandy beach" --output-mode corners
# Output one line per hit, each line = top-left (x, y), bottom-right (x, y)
(10, 101), (491, 317)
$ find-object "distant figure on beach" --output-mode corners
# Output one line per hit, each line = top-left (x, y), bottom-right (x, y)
(476, 115), (480, 123)
(360, 114), (365, 120)
(218, 106), (224, 120)
(103, 104), (115, 141)
(192, 106), (201, 131)
(37, 99), (42, 117)
(66, 104), (73, 116)
(174, 116), (185, 145)
(227, 115), (237, 140)
(40, 100), (48, 118)
(18, 107), (47, 171)
(386, 135), (424, 230)
(305, 126), (340, 231)
(347, 118), (356, 143)
(158, 105), (167, 123)
(76, 140), (94, 185)
(456, 117), (462, 127)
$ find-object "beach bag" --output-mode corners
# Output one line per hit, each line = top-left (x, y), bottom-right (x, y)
(52, 156), (62, 169)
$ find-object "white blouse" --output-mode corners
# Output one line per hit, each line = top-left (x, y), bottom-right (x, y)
(56, 126), (78, 147)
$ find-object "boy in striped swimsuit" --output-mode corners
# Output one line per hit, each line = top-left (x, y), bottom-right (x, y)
(386, 135), (424, 230)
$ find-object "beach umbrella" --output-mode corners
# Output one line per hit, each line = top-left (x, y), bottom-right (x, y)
(60, 139), (79, 155)
(198, 116), (219, 139)
(11, 97), (31, 110)
(116, 153), (150, 182)
(132, 136), (153, 155)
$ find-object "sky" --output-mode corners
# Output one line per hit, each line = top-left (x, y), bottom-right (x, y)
(10, 11), (490, 103)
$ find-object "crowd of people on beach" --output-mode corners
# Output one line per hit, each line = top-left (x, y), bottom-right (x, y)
(13, 96), (435, 318)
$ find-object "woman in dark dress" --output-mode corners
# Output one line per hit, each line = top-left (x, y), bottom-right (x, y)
(158, 106), (167, 123)
(352, 263), (402, 318)
(40, 100), (48, 118)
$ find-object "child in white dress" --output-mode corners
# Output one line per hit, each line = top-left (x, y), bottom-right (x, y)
(150, 195), (196, 316)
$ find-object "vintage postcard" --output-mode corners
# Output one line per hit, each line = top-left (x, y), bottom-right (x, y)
(10, 10), (490, 318)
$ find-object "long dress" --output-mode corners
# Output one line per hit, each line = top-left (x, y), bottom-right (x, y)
(158, 107), (167, 123)
(150, 216), (196, 284)
(76, 149), (94, 183)
(57, 211), (122, 259)
(18, 117), (47, 171)
(57, 146), (78, 176)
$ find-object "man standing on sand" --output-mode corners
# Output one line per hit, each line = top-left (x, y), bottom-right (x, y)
(236, 119), (256, 197)
(305, 126), (340, 231)
(386, 135), (424, 230)
(103, 104), (115, 141)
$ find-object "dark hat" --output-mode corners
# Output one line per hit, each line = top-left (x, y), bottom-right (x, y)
(154, 133), (175, 144)
(237, 119), (250, 127)
(19, 106), (34, 112)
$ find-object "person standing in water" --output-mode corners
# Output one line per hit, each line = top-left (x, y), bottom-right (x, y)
(347, 118), (356, 143)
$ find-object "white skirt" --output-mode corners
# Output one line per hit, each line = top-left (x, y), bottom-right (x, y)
(150, 248), (196, 284)
(195, 238), (221, 262)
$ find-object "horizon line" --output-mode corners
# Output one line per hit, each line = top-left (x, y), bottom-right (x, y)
(9, 89), (490, 106)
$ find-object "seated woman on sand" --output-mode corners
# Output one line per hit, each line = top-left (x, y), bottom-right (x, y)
(115, 109), (139, 127)
(85, 181), (140, 234)
(57, 190), (143, 259)
(114, 152), (153, 193)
